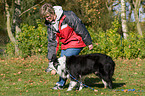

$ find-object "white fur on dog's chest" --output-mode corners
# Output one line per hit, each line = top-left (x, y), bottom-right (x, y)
(56, 56), (68, 78)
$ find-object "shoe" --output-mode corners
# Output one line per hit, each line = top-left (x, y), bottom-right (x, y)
(52, 85), (63, 90)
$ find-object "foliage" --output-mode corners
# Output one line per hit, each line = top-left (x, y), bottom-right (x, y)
(19, 22), (48, 57)
(80, 19), (145, 59)
(81, 19), (122, 59)
(21, 0), (42, 26)
(5, 19), (145, 59)
(43, 0), (113, 31)
(6, 21), (48, 58)
(5, 42), (15, 57)
(123, 33), (145, 59)
(0, 0), (7, 37)
(76, 0), (112, 31)
(0, 56), (145, 96)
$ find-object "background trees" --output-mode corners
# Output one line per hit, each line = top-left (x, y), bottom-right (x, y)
(1, 0), (145, 59)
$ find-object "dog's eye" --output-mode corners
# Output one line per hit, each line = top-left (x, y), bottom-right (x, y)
(62, 70), (64, 73)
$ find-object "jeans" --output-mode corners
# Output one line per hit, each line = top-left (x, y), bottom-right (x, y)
(56, 48), (83, 86)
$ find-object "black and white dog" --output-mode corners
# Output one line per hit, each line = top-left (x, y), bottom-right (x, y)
(51, 53), (115, 91)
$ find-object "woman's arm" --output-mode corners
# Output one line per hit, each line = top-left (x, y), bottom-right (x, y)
(64, 11), (92, 46)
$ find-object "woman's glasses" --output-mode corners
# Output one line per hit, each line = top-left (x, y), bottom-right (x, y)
(44, 16), (51, 19)
(44, 14), (55, 22)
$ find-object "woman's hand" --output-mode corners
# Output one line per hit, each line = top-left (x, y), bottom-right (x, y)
(51, 70), (57, 75)
(88, 44), (93, 50)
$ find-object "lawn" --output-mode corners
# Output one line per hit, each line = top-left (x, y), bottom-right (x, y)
(0, 55), (145, 96)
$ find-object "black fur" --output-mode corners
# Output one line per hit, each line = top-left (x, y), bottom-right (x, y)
(66, 53), (115, 89)
(52, 53), (115, 89)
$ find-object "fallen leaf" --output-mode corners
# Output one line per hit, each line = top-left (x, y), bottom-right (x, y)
(123, 85), (126, 87)
(124, 89), (128, 92)
(18, 71), (22, 74)
(94, 89), (98, 92)
(13, 73), (17, 75)
(18, 78), (22, 81)
(13, 83), (16, 85)
(1, 74), (4, 76)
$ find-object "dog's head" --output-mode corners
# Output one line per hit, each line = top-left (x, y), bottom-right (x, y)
(51, 54), (66, 70)
(51, 54), (59, 69)
(51, 55), (68, 78)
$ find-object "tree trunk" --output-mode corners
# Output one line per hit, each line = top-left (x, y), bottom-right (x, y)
(133, 0), (142, 36)
(121, 0), (128, 39)
(128, 1), (133, 22)
(14, 0), (21, 40)
(5, 0), (19, 56)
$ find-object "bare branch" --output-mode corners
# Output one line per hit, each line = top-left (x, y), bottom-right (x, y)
(19, 0), (44, 17)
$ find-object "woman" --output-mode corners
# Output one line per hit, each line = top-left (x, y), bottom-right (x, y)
(40, 3), (93, 90)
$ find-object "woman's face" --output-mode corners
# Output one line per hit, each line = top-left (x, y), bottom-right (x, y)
(45, 14), (56, 22)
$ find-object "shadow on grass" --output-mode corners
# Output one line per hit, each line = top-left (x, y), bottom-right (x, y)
(64, 77), (125, 89)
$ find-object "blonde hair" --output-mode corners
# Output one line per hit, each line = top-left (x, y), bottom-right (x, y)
(40, 3), (55, 18)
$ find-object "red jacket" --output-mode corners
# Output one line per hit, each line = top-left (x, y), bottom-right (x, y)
(56, 15), (86, 52)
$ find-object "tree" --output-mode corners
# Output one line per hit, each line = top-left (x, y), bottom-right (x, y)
(121, 0), (128, 39)
(133, 0), (142, 36)
(106, 0), (119, 14)
(128, 0), (142, 36)
(13, 0), (21, 38)
(4, 0), (44, 56)
(5, 0), (19, 55)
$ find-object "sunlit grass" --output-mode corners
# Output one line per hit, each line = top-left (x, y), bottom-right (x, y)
(0, 56), (145, 96)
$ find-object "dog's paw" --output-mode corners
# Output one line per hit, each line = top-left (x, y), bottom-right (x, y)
(78, 86), (83, 91)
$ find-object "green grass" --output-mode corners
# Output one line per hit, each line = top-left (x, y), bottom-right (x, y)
(0, 56), (145, 96)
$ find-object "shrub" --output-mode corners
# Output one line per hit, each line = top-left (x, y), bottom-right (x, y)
(5, 42), (15, 57)
(6, 21), (48, 58)
(6, 19), (145, 59)
(80, 19), (123, 59)
(80, 19), (145, 59)
(123, 33), (145, 59)
(18, 22), (48, 57)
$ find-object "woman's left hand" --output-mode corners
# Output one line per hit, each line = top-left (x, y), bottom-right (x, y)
(51, 70), (57, 75)
(88, 44), (93, 50)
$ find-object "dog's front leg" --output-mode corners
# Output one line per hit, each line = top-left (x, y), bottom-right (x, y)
(78, 75), (83, 91)
(78, 82), (83, 91)
(67, 81), (77, 91)
(102, 79), (107, 88)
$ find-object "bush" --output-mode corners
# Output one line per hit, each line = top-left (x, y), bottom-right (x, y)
(6, 19), (145, 59)
(123, 33), (145, 59)
(6, 21), (48, 58)
(18, 22), (48, 57)
(80, 19), (123, 59)
(5, 42), (15, 57)
(80, 19), (145, 59)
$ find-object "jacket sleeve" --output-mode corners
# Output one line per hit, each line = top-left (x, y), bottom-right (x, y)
(46, 24), (58, 60)
(64, 11), (92, 46)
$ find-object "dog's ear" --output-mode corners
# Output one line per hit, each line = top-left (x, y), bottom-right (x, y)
(51, 54), (57, 62)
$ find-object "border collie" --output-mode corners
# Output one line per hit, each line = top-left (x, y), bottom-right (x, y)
(51, 53), (115, 91)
